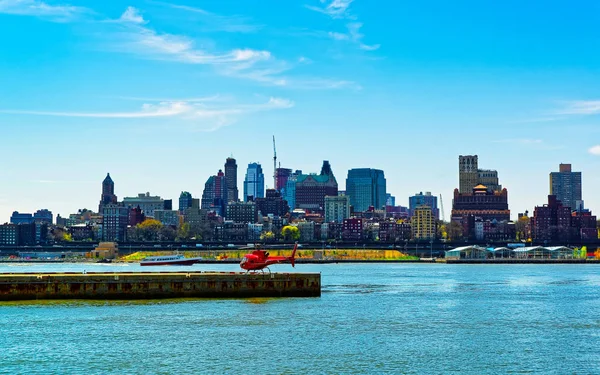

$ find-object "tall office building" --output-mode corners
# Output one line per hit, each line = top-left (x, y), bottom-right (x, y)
(459, 155), (479, 194)
(325, 195), (351, 223)
(243, 163), (265, 201)
(550, 163), (583, 211)
(409, 192), (439, 220)
(284, 170), (302, 210)
(295, 161), (338, 213)
(179, 191), (193, 213)
(459, 155), (502, 193)
(276, 168), (292, 192)
(201, 170), (228, 216)
(224, 157), (239, 202)
(33, 209), (53, 224)
(99, 173), (118, 213)
(345, 168), (387, 212)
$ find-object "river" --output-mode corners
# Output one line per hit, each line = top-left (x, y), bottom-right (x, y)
(1, 263), (599, 374)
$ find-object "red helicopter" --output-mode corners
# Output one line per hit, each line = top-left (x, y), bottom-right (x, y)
(240, 243), (299, 272)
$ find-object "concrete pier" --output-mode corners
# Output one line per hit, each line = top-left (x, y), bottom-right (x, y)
(0, 272), (321, 301)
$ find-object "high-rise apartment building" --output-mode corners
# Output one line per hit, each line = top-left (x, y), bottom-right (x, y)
(225, 157), (239, 202)
(226, 201), (258, 224)
(411, 205), (436, 240)
(325, 195), (350, 223)
(409, 192), (439, 220)
(345, 168), (387, 212)
(244, 163), (265, 201)
(102, 203), (129, 242)
(549, 163), (583, 211)
(99, 173), (118, 213)
(255, 189), (289, 217)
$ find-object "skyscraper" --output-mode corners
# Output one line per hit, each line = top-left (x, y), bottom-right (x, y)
(276, 168), (292, 192)
(284, 170), (302, 210)
(550, 163), (583, 211)
(99, 173), (118, 213)
(179, 191), (193, 213)
(225, 157), (239, 202)
(459, 155), (502, 193)
(345, 168), (387, 212)
(295, 161), (338, 213)
(243, 163), (265, 201)
(459, 155), (479, 194)
(201, 170), (228, 216)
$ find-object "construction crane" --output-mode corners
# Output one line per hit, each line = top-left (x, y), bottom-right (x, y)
(439, 194), (446, 222)
(273, 135), (277, 190)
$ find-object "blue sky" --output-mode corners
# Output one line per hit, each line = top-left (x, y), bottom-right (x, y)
(0, 0), (599, 221)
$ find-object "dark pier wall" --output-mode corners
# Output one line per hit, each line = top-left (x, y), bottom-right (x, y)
(0, 272), (321, 301)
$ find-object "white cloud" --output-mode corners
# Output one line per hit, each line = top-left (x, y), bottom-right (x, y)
(306, 0), (354, 19)
(0, 97), (294, 132)
(557, 100), (600, 115)
(0, 101), (191, 118)
(328, 22), (379, 51)
(118, 6), (146, 24)
(0, 0), (88, 21)
(589, 145), (600, 155)
(111, 20), (271, 66)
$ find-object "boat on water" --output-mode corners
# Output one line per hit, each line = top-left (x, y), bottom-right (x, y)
(140, 255), (203, 266)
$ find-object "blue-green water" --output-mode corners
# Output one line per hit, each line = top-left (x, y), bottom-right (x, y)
(1, 263), (599, 374)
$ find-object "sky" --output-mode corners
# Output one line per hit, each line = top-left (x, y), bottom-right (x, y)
(0, 0), (599, 222)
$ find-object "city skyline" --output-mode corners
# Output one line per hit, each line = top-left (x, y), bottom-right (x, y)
(1, 1), (600, 221)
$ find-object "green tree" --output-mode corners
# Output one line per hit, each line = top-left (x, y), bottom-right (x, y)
(136, 219), (164, 241)
(447, 221), (464, 241)
(177, 223), (192, 241)
(260, 231), (275, 242)
(281, 225), (300, 241)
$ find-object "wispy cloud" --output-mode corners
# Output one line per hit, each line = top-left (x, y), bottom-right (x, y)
(0, 102), (190, 118)
(104, 7), (356, 90)
(556, 100), (600, 115)
(117, 6), (146, 24)
(157, 2), (262, 33)
(107, 7), (271, 67)
(589, 145), (600, 155)
(306, 1), (379, 51)
(0, 0), (89, 22)
(0, 97), (294, 132)
(328, 22), (380, 51)
(305, 0), (354, 19)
